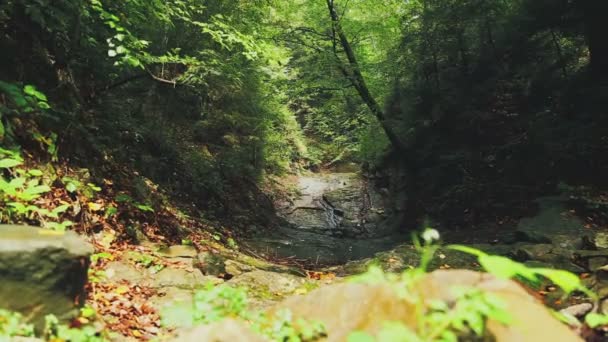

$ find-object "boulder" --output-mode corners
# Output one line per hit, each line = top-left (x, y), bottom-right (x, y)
(271, 269), (582, 342)
(0, 225), (93, 329)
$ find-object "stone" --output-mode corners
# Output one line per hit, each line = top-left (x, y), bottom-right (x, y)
(150, 267), (209, 289)
(271, 269), (582, 342)
(594, 232), (608, 249)
(228, 270), (307, 309)
(158, 245), (198, 258)
(513, 229), (552, 244)
(560, 303), (593, 318)
(149, 287), (196, 312)
(196, 252), (226, 276)
(225, 259), (254, 276)
(514, 197), (586, 247)
(513, 244), (584, 272)
(104, 261), (147, 283)
(588, 256), (608, 272)
(171, 319), (266, 342)
(0, 225), (93, 329)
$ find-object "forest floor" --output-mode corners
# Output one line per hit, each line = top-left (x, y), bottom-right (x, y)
(82, 169), (608, 340)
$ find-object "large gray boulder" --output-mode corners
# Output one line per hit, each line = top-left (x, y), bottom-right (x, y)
(0, 225), (93, 329)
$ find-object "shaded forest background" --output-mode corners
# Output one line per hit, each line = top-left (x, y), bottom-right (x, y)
(1, 0), (607, 234)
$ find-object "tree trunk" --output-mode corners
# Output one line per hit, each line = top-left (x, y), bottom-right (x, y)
(582, 0), (608, 82)
(325, 0), (406, 152)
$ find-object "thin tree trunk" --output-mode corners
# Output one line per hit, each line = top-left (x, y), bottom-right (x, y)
(325, 0), (405, 151)
(581, 0), (608, 82)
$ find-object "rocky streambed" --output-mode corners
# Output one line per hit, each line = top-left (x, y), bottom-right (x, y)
(243, 172), (408, 264)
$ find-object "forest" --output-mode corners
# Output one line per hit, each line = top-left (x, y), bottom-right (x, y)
(1, 0), (608, 341)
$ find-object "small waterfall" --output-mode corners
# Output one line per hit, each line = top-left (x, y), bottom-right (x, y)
(319, 195), (342, 229)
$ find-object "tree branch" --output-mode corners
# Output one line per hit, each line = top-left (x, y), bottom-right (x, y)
(325, 0), (406, 151)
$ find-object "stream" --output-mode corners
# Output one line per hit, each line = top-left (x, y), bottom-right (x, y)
(243, 172), (409, 264)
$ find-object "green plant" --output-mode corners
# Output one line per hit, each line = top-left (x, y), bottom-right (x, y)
(161, 283), (326, 341)
(44, 314), (105, 342)
(0, 148), (73, 230)
(348, 227), (599, 341)
(0, 309), (105, 341)
(62, 176), (101, 198)
(126, 251), (164, 274)
(115, 193), (155, 213)
(0, 309), (34, 339)
(448, 245), (596, 300)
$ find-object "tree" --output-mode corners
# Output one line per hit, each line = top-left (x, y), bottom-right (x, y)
(324, 0), (405, 152)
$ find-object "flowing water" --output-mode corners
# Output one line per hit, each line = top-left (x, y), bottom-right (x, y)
(243, 172), (408, 265)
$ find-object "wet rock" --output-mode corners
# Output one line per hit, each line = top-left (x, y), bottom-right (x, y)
(272, 269), (581, 342)
(560, 303), (593, 318)
(0, 225), (93, 329)
(172, 319), (265, 342)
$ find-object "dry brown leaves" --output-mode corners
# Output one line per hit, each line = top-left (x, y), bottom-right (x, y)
(89, 281), (161, 340)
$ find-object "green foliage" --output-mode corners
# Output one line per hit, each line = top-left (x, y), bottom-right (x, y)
(126, 251), (164, 274)
(349, 228), (602, 341)
(0, 309), (35, 338)
(0, 148), (73, 230)
(44, 314), (104, 342)
(115, 193), (154, 213)
(0, 310), (104, 341)
(449, 245), (596, 300)
(161, 282), (326, 341)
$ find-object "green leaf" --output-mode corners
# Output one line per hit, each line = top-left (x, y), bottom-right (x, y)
(115, 194), (132, 202)
(9, 177), (26, 188)
(532, 268), (583, 295)
(136, 204), (154, 212)
(585, 313), (608, 328)
(478, 255), (537, 281)
(447, 245), (487, 258)
(28, 169), (44, 176)
(104, 206), (118, 218)
(23, 185), (51, 196)
(108, 50), (117, 57)
(0, 158), (23, 168)
(23, 85), (47, 102)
